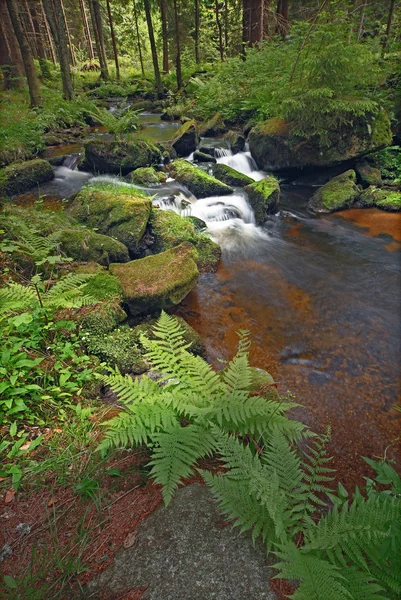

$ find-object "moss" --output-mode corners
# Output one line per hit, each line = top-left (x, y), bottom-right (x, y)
(110, 242), (199, 316)
(79, 300), (127, 337)
(132, 315), (205, 358)
(82, 135), (162, 175)
(253, 118), (289, 136)
(212, 164), (254, 187)
(249, 367), (278, 400)
(193, 150), (216, 163)
(82, 272), (123, 301)
(84, 325), (147, 374)
(50, 228), (129, 265)
(359, 186), (401, 211)
(370, 110), (392, 149)
(199, 112), (227, 137)
(355, 161), (382, 188)
(2, 203), (78, 236)
(171, 120), (199, 157)
(195, 236), (221, 273)
(168, 159), (233, 198)
(223, 130), (245, 153)
(308, 170), (359, 213)
(70, 184), (152, 255)
(0, 159), (54, 197)
(127, 167), (167, 185)
(245, 176), (280, 224)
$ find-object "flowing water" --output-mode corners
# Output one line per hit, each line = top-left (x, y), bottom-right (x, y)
(27, 115), (401, 487)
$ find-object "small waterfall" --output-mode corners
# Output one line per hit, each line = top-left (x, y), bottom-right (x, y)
(215, 148), (266, 181)
(214, 147), (231, 158)
(63, 153), (81, 170)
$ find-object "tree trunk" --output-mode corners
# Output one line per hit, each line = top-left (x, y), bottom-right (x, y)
(0, 0), (25, 89)
(30, 1), (50, 78)
(106, 0), (120, 79)
(242, 0), (263, 50)
(79, 0), (94, 60)
(22, 0), (39, 58)
(224, 0), (229, 53)
(215, 0), (224, 60)
(5, 0), (42, 106)
(173, 0), (182, 89)
(276, 0), (289, 40)
(88, 0), (109, 80)
(160, 0), (169, 74)
(60, 0), (75, 66)
(42, 0), (75, 99)
(194, 0), (200, 64)
(41, 0), (57, 63)
(381, 0), (395, 55)
(144, 0), (163, 98)
(132, 0), (144, 76)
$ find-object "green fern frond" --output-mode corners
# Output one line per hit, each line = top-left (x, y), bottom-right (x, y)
(100, 371), (160, 406)
(341, 568), (389, 600)
(149, 422), (216, 505)
(0, 282), (38, 314)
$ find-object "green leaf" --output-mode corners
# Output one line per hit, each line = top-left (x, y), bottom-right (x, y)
(3, 575), (18, 589)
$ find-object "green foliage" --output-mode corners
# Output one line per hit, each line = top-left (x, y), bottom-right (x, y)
(371, 146), (401, 181)
(98, 312), (308, 505)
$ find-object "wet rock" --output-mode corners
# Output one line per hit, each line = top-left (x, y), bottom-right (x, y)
(199, 112), (228, 137)
(87, 484), (276, 600)
(245, 176), (280, 224)
(358, 186), (401, 211)
(70, 183), (152, 255)
(81, 136), (161, 175)
(308, 170), (360, 213)
(157, 142), (177, 163)
(0, 159), (54, 197)
(249, 112), (392, 172)
(186, 216), (207, 231)
(171, 120), (199, 157)
(193, 150), (217, 163)
(212, 163), (253, 187)
(110, 243), (199, 316)
(198, 145), (216, 158)
(168, 159), (233, 198)
(127, 166), (167, 185)
(50, 228), (130, 265)
(224, 130), (245, 153)
(355, 160), (382, 188)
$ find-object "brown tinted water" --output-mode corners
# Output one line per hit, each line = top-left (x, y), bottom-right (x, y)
(177, 187), (401, 490)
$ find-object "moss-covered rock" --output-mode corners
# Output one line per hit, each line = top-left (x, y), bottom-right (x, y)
(355, 161), (382, 188)
(157, 142), (177, 163)
(0, 159), (54, 197)
(127, 167), (167, 185)
(171, 120), (199, 157)
(249, 112), (392, 172)
(199, 113), (227, 137)
(308, 170), (360, 213)
(148, 208), (221, 273)
(70, 183), (152, 255)
(224, 131), (245, 154)
(245, 176), (280, 224)
(249, 367), (278, 399)
(50, 228), (130, 265)
(186, 216), (207, 231)
(82, 271), (123, 301)
(110, 243), (199, 316)
(79, 300), (127, 337)
(193, 150), (217, 163)
(358, 186), (401, 211)
(212, 163), (254, 187)
(84, 325), (147, 374)
(81, 136), (162, 175)
(168, 159), (233, 198)
(132, 316), (205, 358)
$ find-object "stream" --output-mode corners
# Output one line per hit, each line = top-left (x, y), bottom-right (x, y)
(33, 112), (401, 488)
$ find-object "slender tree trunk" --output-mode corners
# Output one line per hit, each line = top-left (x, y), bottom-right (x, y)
(30, 0), (51, 79)
(160, 0), (169, 74)
(242, 0), (263, 51)
(173, 0), (182, 89)
(144, 0), (163, 97)
(79, 0), (94, 60)
(381, 0), (395, 55)
(23, 0), (39, 58)
(224, 0), (229, 53)
(0, 0), (25, 88)
(106, 0), (119, 79)
(357, 1), (367, 42)
(88, 0), (109, 80)
(276, 0), (289, 40)
(41, 0), (57, 63)
(42, 0), (75, 99)
(132, 0), (144, 76)
(215, 0), (224, 60)
(60, 0), (75, 66)
(194, 0), (200, 64)
(5, 0), (42, 106)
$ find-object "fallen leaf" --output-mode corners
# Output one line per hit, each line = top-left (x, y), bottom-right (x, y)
(123, 531), (137, 548)
(4, 488), (15, 504)
(48, 498), (56, 507)
(20, 442), (31, 451)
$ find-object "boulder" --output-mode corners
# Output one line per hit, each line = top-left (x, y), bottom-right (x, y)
(193, 150), (216, 163)
(127, 167), (167, 185)
(355, 161), (382, 188)
(199, 112), (227, 137)
(358, 186), (401, 211)
(110, 243), (199, 316)
(84, 325), (147, 374)
(70, 184), (152, 255)
(0, 159), (54, 197)
(198, 146), (216, 158)
(245, 176), (280, 224)
(308, 170), (360, 213)
(248, 112), (392, 172)
(157, 142), (177, 163)
(79, 300), (127, 337)
(212, 163), (254, 187)
(50, 228), (130, 265)
(224, 130), (245, 153)
(168, 159), (233, 198)
(81, 136), (161, 175)
(149, 208), (221, 273)
(171, 120), (199, 157)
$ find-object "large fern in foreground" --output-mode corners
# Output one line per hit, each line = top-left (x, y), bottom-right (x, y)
(98, 311), (309, 504)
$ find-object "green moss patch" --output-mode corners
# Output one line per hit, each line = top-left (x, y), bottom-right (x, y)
(359, 186), (401, 212)
(308, 170), (359, 213)
(82, 272), (123, 301)
(245, 176), (280, 224)
(83, 325), (147, 374)
(127, 167), (167, 185)
(82, 135), (162, 175)
(168, 159), (233, 198)
(50, 228), (130, 265)
(355, 161), (382, 188)
(212, 164), (254, 187)
(0, 159), (54, 197)
(199, 113), (227, 137)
